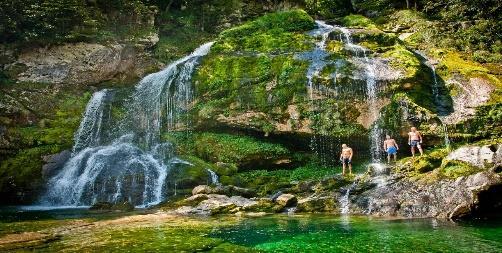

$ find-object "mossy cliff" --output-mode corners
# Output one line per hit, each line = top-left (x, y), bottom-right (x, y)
(0, 2), (500, 205)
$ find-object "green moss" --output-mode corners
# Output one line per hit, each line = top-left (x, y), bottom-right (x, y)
(453, 103), (502, 139)
(194, 54), (308, 116)
(194, 133), (289, 165)
(438, 160), (483, 179)
(342, 15), (377, 29)
(382, 45), (421, 78)
(214, 10), (315, 53)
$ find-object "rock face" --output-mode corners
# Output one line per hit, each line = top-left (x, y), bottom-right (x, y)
(352, 171), (502, 219)
(4, 41), (160, 86)
(445, 145), (501, 169)
(41, 150), (71, 179)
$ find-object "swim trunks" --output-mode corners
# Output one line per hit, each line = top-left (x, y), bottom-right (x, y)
(387, 146), (397, 155)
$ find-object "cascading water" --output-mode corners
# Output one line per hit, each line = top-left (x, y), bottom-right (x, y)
(340, 182), (356, 214)
(336, 26), (383, 162)
(417, 50), (452, 149)
(297, 21), (336, 166)
(206, 168), (220, 186)
(40, 42), (214, 207)
(72, 89), (111, 153)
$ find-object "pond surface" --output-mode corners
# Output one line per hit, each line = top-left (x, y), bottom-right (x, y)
(211, 215), (502, 252)
(0, 208), (501, 252)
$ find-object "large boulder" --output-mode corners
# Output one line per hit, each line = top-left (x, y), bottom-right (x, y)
(296, 195), (340, 213)
(445, 145), (501, 168)
(274, 194), (297, 207)
(192, 185), (212, 195)
(355, 171), (502, 219)
(42, 150), (71, 179)
(174, 194), (279, 215)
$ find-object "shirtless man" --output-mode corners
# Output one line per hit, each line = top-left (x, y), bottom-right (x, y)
(408, 127), (423, 157)
(383, 135), (399, 163)
(339, 144), (353, 175)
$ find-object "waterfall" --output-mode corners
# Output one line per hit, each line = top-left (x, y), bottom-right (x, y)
(206, 168), (220, 186)
(340, 182), (356, 214)
(336, 26), (382, 162)
(40, 42), (214, 207)
(417, 50), (452, 149)
(73, 89), (111, 153)
(297, 21), (336, 166)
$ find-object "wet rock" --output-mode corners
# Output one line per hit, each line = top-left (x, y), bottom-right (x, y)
(446, 145), (501, 168)
(296, 195), (340, 213)
(175, 194), (281, 215)
(354, 171), (502, 219)
(274, 194), (297, 207)
(41, 150), (71, 179)
(192, 185), (212, 195)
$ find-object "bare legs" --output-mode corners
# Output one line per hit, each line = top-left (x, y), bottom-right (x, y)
(411, 146), (424, 157)
(342, 163), (352, 175)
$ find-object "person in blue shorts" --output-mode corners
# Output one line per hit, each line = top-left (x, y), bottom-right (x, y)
(383, 135), (399, 163)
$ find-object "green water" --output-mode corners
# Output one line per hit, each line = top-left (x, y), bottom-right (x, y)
(211, 215), (502, 252)
(1, 210), (501, 252)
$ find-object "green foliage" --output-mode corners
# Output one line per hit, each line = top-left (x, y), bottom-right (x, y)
(193, 133), (289, 165)
(341, 15), (377, 29)
(0, 0), (153, 44)
(304, 0), (353, 18)
(214, 10), (315, 53)
(454, 103), (502, 139)
(0, 92), (90, 203)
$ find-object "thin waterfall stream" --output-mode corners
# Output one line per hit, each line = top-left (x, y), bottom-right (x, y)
(39, 42), (214, 208)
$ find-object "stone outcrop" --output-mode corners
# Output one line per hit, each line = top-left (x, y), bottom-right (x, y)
(3, 39), (161, 86)
(445, 144), (501, 169)
(352, 171), (502, 219)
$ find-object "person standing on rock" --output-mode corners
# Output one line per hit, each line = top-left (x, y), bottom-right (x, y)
(339, 144), (353, 175)
(408, 127), (424, 157)
(383, 135), (399, 163)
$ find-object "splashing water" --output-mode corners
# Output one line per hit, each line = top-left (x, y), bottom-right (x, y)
(340, 182), (357, 214)
(40, 42), (214, 207)
(206, 168), (220, 186)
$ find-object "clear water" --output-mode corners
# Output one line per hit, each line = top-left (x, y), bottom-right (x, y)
(211, 215), (502, 252)
(1, 210), (501, 252)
